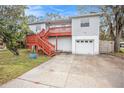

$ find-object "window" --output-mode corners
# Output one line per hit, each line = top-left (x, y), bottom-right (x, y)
(76, 40), (80, 43)
(81, 23), (89, 27)
(89, 41), (93, 43)
(85, 41), (88, 43)
(81, 40), (84, 43)
(80, 18), (89, 27)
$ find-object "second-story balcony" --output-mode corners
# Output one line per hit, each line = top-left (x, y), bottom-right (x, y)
(48, 26), (72, 37)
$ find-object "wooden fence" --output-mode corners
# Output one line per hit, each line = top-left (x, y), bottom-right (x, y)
(99, 40), (114, 53)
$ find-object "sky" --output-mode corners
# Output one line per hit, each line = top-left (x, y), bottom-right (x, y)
(25, 5), (100, 17)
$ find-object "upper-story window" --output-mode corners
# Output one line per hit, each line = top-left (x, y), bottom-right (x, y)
(80, 18), (89, 27)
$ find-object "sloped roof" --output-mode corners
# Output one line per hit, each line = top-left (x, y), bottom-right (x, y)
(28, 19), (71, 25)
(71, 13), (103, 19)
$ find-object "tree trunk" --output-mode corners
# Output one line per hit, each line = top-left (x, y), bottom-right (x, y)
(114, 32), (121, 52)
(109, 23), (115, 40)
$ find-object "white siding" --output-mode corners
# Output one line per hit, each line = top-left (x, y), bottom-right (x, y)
(29, 23), (46, 33)
(39, 24), (46, 32)
(72, 16), (100, 36)
(29, 25), (36, 32)
(48, 37), (72, 52)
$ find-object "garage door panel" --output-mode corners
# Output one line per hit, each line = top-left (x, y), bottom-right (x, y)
(75, 40), (94, 54)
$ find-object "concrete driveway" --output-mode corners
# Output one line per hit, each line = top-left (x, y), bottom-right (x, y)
(1, 53), (124, 88)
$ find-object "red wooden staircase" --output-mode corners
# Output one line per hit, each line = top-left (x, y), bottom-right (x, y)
(26, 29), (56, 56)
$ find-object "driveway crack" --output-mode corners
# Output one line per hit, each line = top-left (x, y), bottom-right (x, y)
(17, 78), (60, 88)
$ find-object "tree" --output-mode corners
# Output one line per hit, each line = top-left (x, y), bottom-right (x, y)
(101, 6), (124, 52)
(76, 5), (100, 15)
(27, 15), (37, 23)
(0, 5), (30, 55)
(45, 13), (67, 21)
(27, 15), (45, 24)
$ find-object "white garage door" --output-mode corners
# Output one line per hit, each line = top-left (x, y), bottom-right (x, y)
(48, 37), (72, 52)
(58, 37), (72, 52)
(75, 40), (94, 54)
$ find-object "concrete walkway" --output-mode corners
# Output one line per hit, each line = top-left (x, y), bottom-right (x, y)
(1, 53), (124, 88)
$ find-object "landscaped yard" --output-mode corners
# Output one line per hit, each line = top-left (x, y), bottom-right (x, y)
(0, 49), (50, 85)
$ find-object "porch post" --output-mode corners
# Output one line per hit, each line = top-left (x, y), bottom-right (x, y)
(56, 36), (58, 51)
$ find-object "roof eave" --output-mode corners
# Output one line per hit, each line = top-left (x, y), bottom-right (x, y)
(71, 13), (103, 19)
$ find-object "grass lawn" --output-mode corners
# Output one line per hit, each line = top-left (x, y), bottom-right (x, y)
(110, 48), (124, 58)
(120, 48), (124, 53)
(0, 49), (50, 85)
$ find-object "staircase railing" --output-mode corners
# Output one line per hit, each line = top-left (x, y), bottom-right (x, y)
(38, 28), (55, 49)
(36, 34), (55, 56)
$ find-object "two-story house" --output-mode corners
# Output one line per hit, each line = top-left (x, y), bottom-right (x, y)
(27, 13), (101, 55)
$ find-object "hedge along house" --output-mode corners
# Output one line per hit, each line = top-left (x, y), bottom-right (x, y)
(26, 13), (101, 56)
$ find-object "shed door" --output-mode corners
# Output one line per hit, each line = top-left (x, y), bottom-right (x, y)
(75, 40), (94, 54)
